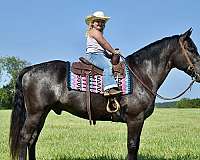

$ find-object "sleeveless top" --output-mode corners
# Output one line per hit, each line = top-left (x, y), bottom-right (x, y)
(86, 36), (105, 53)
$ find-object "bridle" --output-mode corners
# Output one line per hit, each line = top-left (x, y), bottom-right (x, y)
(179, 38), (200, 80)
(119, 38), (198, 100)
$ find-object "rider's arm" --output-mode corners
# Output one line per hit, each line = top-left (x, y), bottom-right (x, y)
(89, 29), (116, 56)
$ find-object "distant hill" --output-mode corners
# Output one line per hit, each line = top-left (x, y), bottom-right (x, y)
(156, 101), (177, 108)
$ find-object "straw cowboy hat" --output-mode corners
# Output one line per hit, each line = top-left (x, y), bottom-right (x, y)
(85, 11), (110, 25)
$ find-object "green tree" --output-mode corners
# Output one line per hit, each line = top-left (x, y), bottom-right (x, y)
(0, 56), (30, 109)
(0, 86), (12, 109)
(175, 98), (200, 108)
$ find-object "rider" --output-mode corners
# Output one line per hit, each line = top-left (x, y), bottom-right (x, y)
(85, 11), (121, 96)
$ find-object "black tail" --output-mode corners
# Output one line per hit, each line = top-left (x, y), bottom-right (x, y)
(9, 67), (30, 159)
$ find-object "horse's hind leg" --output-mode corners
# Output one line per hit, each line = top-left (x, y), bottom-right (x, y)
(28, 111), (50, 160)
(19, 110), (47, 160)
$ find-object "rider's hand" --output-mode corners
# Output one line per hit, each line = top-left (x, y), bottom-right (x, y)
(111, 48), (120, 65)
(114, 48), (121, 55)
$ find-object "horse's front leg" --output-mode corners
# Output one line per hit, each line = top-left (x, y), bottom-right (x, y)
(127, 112), (144, 160)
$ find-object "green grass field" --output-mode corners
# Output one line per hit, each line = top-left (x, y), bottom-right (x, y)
(0, 108), (200, 160)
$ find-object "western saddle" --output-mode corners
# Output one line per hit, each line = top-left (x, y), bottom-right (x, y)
(71, 57), (125, 125)
(72, 57), (125, 78)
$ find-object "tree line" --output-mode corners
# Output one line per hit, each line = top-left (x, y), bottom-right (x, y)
(0, 56), (200, 109)
(156, 98), (200, 108)
(0, 56), (29, 109)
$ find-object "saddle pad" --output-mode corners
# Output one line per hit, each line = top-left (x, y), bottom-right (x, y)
(67, 62), (133, 95)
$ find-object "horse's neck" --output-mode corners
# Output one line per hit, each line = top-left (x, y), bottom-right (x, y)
(129, 42), (175, 92)
(145, 51), (172, 90)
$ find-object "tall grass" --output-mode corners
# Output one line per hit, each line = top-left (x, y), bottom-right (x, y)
(0, 108), (199, 160)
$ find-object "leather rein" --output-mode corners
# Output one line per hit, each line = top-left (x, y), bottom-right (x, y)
(119, 39), (197, 100)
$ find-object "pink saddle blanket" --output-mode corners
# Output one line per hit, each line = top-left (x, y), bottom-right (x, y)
(67, 62), (133, 95)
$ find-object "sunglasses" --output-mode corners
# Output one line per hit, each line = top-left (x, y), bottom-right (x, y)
(93, 19), (106, 24)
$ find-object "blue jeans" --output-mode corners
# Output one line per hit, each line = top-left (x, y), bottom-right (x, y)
(85, 52), (118, 90)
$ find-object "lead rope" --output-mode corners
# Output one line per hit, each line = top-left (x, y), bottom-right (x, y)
(119, 54), (195, 100)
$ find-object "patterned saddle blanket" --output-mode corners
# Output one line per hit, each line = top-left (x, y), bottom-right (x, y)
(66, 60), (133, 95)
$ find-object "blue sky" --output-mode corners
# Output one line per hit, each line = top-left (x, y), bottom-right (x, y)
(0, 0), (199, 102)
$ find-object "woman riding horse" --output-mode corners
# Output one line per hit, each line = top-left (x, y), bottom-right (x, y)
(85, 11), (121, 96)
(9, 28), (200, 160)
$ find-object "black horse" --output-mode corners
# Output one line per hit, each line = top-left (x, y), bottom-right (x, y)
(9, 29), (200, 160)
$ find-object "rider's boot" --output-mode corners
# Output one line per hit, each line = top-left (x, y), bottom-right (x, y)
(104, 87), (121, 97)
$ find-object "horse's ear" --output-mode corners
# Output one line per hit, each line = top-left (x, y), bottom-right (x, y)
(180, 28), (193, 40)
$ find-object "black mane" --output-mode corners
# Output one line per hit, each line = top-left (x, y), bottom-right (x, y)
(126, 35), (179, 63)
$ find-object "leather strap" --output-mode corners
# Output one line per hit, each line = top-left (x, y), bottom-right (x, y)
(179, 39), (195, 72)
(85, 72), (92, 125)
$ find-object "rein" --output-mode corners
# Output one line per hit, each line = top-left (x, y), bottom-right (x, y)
(119, 40), (196, 100)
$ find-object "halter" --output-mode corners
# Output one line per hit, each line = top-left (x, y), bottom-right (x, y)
(119, 38), (198, 100)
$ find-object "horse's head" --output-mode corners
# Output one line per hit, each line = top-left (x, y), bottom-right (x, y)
(172, 28), (200, 82)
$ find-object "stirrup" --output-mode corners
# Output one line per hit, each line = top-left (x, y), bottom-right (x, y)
(106, 97), (120, 113)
